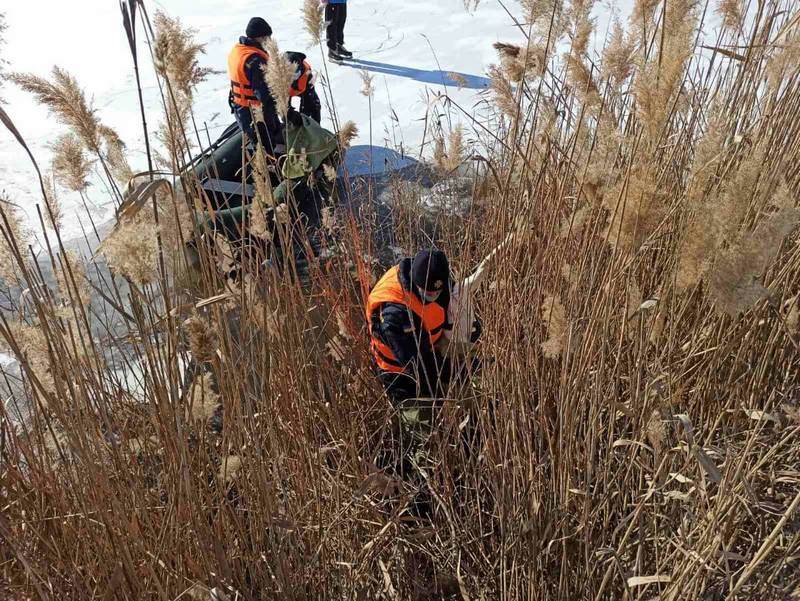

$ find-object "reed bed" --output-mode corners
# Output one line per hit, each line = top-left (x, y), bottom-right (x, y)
(1, 0), (799, 599)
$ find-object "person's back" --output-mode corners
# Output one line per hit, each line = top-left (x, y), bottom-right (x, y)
(227, 17), (282, 154)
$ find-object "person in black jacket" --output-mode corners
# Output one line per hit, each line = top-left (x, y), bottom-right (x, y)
(227, 18), (302, 154)
(367, 250), (454, 405)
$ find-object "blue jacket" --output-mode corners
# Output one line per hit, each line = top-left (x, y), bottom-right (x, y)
(328, 0), (347, 4)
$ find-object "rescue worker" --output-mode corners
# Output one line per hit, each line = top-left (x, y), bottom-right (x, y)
(227, 17), (300, 154)
(367, 250), (462, 501)
(367, 250), (454, 404)
(286, 51), (322, 124)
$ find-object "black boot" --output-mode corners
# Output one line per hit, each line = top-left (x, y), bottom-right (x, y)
(328, 47), (344, 61)
(337, 44), (353, 59)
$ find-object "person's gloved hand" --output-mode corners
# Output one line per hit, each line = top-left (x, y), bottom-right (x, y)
(286, 107), (304, 128)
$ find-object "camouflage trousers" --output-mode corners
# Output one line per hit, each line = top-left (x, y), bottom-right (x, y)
(396, 399), (442, 477)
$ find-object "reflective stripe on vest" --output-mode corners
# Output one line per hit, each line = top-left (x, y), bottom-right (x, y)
(227, 44), (269, 108)
(289, 60), (312, 97)
(365, 265), (446, 373)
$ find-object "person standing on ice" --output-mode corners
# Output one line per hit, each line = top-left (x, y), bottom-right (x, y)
(227, 17), (285, 154)
(321, 0), (353, 61)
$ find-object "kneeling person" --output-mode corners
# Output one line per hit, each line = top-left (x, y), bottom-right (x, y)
(367, 250), (453, 404)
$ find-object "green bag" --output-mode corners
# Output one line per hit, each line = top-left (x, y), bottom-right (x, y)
(282, 115), (340, 179)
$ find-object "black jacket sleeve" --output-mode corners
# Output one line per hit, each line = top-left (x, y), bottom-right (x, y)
(244, 55), (283, 141)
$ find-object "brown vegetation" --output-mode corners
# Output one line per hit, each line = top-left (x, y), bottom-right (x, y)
(1, 0), (799, 599)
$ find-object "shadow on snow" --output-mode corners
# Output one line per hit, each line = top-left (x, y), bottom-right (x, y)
(338, 58), (490, 90)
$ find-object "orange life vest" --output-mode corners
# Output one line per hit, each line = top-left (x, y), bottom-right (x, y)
(366, 265), (446, 373)
(228, 43), (269, 108)
(289, 60), (313, 97)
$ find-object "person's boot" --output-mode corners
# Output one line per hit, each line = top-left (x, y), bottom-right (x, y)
(337, 44), (353, 59)
(328, 47), (344, 61)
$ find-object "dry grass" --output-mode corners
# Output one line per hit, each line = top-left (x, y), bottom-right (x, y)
(302, 0), (324, 45)
(50, 133), (93, 192)
(1, 1), (800, 600)
(338, 119), (359, 147)
(263, 37), (294, 118)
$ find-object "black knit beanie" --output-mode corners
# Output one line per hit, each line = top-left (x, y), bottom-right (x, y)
(411, 250), (449, 292)
(246, 17), (272, 39)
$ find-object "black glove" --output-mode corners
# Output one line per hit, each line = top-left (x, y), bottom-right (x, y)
(286, 107), (303, 128)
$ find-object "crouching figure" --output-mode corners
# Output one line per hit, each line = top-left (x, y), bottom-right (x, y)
(367, 250), (455, 405)
(367, 251), (477, 487)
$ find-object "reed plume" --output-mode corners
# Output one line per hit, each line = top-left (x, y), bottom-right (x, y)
(98, 125), (134, 187)
(263, 38), (294, 118)
(98, 213), (159, 285)
(434, 125), (466, 172)
(51, 133), (93, 193)
(0, 199), (28, 287)
(338, 120), (358, 147)
(602, 19), (634, 86)
(10, 67), (102, 153)
(42, 173), (63, 231)
(448, 72), (468, 88)
(187, 372), (220, 422)
(249, 200), (271, 240)
(488, 64), (517, 117)
(183, 314), (219, 363)
(153, 11), (214, 101)
(302, 0), (324, 44)
(433, 136), (446, 171)
(717, 0), (743, 31)
(709, 206), (800, 316)
(2, 321), (55, 395)
(540, 293), (568, 358)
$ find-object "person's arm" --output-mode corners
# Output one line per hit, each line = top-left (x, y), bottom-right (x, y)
(245, 55), (283, 140)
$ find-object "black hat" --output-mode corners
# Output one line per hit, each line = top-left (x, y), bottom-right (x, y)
(411, 250), (449, 292)
(246, 17), (272, 39)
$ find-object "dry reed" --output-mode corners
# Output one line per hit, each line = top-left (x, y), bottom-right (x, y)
(263, 38), (294, 118)
(338, 120), (358, 147)
(1, 2), (800, 600)
(302, 0), (324, 44)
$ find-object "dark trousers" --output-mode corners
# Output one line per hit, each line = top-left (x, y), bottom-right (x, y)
(379, 371), (420, 405)
(325, 3), (347, 50)
(233, 106), (278, 156)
